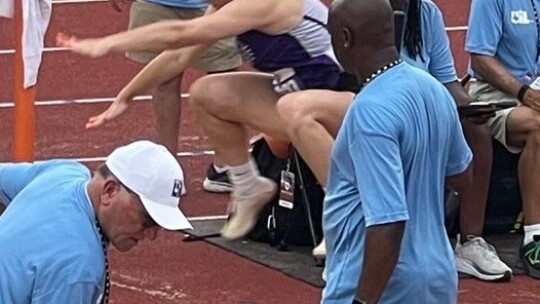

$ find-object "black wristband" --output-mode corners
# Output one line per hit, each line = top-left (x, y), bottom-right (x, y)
(352, 299), (367, 304)
(518, 84), (530, 102)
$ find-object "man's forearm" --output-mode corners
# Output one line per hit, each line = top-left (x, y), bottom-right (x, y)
(470, 54), (523, 98)
(355, 221), (405, 303)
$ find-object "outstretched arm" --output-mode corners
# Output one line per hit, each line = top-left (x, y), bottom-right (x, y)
(85, 44), (207, 129)
(58, 0), (285, 58)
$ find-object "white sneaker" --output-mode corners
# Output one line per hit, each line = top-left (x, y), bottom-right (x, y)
(313, 238), (326, 259)
(454, 234), (512, 281)
(221, 177), (277, 240)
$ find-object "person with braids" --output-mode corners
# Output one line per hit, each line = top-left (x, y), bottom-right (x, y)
(321, 0), (472, 302)
(0, 141), (191, 303)
(275, 0), (508, 280)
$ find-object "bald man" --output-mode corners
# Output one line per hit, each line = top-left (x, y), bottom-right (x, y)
(321, 0), (473, 303)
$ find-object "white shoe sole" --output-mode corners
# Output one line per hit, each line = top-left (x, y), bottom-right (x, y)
(202, 178), (233, 193)
(221, 178), (277, 240)
(455, 256), (512, 281)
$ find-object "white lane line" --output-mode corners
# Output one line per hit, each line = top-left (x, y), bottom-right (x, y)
(0, 94), (190, 108)
(0, 150), (215, 165)
(52, 0), (108, 4)
(111, 281), (188, 301)
(75, 150), (215, 163)
(446, 26), (468, 32)
(0, 26), (469, 55)
(0, 47), (68, 55)
(187, 215), (227, 221)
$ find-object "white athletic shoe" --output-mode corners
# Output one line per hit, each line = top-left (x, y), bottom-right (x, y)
(221, 177), (277, 240)
(313, 238), (326, 260)
(455, 234), (512, 281)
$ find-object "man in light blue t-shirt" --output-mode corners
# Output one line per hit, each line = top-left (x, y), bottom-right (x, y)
(0, 141), (191, 303)
(466, 0), (540, 279)
(275, 1), (503, 280)
(321, 0), (472, 303)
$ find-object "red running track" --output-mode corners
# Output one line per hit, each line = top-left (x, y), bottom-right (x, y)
(1, 0), (540, 303)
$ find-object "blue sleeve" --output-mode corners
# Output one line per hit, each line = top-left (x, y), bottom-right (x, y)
(32, 282), (102, 304)
(426, 2), (458, 83)
(348, 102), (409, 227)
(465, 0), (503, 56)
(446, 116), (473, 176)
(0, 162), (40, 207)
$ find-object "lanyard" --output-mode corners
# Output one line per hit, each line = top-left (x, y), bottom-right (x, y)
(530, 0), (540, 61)
(96, 221), (110, 304)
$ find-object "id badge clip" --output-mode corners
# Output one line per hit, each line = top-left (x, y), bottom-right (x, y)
(278, 161), (295, 209)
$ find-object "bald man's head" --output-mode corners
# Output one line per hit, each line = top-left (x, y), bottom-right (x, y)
(329, 0), (396, 74)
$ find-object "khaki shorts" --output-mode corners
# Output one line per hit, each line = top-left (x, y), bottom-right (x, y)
(126, 0), (242, 72)
(468, 81), (522, 154)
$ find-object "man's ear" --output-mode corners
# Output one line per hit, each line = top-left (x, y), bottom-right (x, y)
(101, 179), (120, 206)
(343, 27), (353, 49)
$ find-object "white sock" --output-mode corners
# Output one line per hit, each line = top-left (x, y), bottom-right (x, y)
(213, 164), (228, 174)
(227, 157), (260, 196)
(523, 223), (540, 245)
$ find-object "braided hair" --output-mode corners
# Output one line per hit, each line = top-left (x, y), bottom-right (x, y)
(403, 0), (425, 62)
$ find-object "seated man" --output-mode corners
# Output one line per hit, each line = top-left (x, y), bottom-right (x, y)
(276, 0), (510, 283)
(59, 0), (349, 240)
(321, 0), (472, 302)
(0, 141), (192, 303)
(464, 0), (540, 279)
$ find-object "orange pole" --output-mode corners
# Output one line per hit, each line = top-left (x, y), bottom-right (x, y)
(13, 0), (36, 162)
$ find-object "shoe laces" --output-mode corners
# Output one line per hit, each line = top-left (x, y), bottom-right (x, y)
(465, 235), (501, 262)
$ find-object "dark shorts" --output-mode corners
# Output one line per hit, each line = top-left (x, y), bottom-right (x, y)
(271, 66), (358, 95)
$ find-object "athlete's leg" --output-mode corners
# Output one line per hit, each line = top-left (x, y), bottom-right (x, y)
(276, 90), (355, 186)
(190, 72), (289, 239)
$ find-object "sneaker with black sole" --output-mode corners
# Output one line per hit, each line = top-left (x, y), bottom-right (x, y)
(521, 235), (540, 279)
(454, 234), (512, 281)
(203, 164), (233, 193)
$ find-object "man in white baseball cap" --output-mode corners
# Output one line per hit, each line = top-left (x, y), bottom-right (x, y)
(0, 140), (191, 304)
(106, 140), (191, 230)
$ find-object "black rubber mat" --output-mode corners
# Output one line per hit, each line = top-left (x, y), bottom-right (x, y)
(184, 219), (325, 287)
(185, 219), (526, 287)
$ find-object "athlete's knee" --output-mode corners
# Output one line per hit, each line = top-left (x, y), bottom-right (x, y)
(277, 92), (316, 126)
(189, 76), (236, 115)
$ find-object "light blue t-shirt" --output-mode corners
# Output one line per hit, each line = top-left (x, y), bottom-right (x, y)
(466, 0), (540, 79)
(321, 63), (472, 304)
(401, 0), (457, 84)
(0, 160), (105, 304)
(144, 0), (207, 9)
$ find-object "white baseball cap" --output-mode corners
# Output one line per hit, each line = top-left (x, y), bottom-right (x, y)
(105, 140), (192, 230)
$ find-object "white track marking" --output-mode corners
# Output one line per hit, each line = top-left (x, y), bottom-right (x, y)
(111, 281), (188, 301)
(74, 150), (215, 163)
(0, 27), (469, 55)
(52, 0), (108, 4)
(446, 26), (468, 32)
(0, 94), (190, 108)
(187, 215), (228, 221)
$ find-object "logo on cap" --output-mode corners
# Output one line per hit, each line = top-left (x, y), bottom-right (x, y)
(172, 179), (183, 197)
